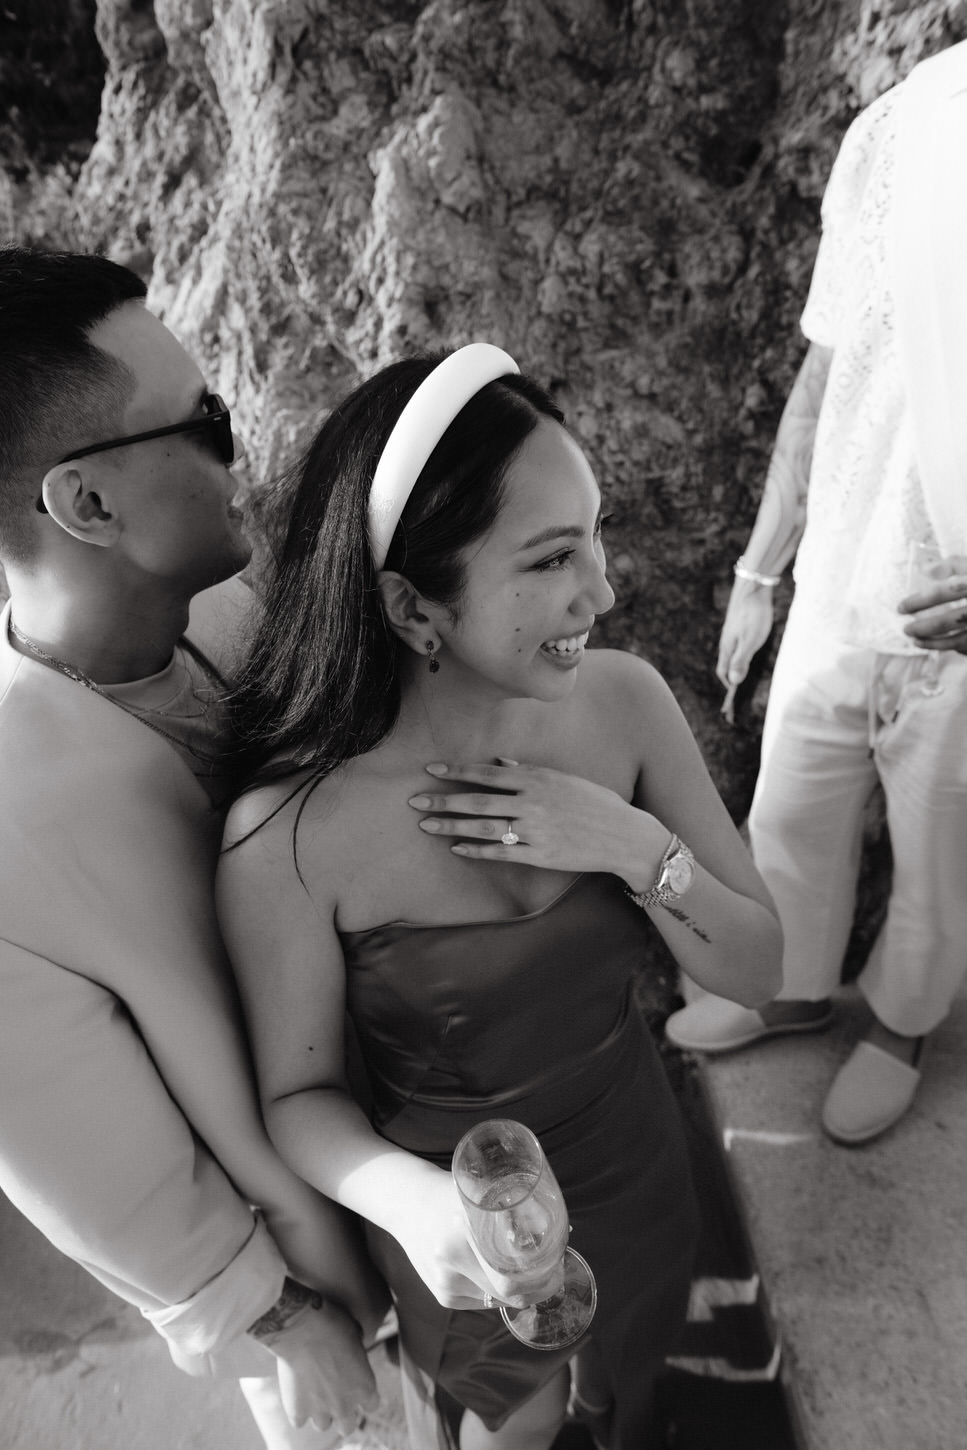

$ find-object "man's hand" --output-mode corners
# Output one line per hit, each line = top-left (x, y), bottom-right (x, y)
(716, 583), (775, 693)
(899, 555), (967, 654)
(254, 1286), (379, 1433)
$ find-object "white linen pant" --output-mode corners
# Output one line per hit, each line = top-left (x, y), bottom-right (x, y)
(748, 603), (967, 1036)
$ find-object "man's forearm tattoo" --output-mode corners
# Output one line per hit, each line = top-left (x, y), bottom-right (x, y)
(249, 1276), (324, 1340)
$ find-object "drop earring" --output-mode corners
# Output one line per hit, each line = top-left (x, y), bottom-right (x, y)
(425, 639), (440, 674)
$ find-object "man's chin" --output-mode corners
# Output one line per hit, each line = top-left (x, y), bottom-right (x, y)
(222, 534), (255, 577)
(192, 545), (254, 597)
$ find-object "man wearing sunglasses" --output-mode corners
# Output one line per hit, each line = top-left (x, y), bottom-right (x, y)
(40, 387), (236, 479)
(0, 247), (387, 1449)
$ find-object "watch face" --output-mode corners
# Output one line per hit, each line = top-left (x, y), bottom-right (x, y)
(666, 852), (695, 896)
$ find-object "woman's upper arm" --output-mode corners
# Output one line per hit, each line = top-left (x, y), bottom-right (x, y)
(618, 656), (777, 915)
(216, 799), (348, 1107)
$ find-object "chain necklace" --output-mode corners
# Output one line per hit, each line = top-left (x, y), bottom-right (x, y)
(7, 616), (226, 769)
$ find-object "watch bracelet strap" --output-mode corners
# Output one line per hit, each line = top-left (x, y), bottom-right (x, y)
(627, 832), (682, 909)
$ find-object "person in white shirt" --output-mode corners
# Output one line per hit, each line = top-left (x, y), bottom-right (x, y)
(665, 42), (967, 1145)
(0, 246), (387, 1448)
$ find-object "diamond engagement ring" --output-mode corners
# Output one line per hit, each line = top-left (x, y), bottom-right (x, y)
(501, 821), (520, 846)
(483, 1292), (497, 1309)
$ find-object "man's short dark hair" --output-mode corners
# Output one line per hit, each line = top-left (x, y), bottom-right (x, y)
(0, 247), (148, 563)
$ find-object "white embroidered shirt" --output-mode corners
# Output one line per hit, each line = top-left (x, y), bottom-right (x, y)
(795, 81), (936, 653)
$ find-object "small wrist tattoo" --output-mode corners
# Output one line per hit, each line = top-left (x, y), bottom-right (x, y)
(661, 903), (712, 943)
(249, 1276), (324, 1340)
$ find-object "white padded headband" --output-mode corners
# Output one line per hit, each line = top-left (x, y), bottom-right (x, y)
(367, 343), (520, 570)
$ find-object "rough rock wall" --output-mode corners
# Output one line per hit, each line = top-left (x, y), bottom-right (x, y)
(2, 0), (965, 964)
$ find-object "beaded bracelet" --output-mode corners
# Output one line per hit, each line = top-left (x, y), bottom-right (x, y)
(734, 557), (781, 588)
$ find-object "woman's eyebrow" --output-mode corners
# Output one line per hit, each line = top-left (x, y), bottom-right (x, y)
(518, 524), (583, 550)
(518, 508), (603, 552)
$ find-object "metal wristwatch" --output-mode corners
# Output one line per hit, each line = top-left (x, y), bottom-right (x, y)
(626, 834), (696, 911)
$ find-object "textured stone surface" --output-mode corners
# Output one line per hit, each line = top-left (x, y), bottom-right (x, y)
(696, 982), (967, 1448)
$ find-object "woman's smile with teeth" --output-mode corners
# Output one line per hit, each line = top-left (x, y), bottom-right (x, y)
(541, 631), (590, 655)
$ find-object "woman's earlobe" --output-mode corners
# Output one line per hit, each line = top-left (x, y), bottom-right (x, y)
(377, 573), (445, 660)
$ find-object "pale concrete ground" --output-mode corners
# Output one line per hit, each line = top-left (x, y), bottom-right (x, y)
(0, 1198), (409, 1450)
(694, 982), (967, 1450)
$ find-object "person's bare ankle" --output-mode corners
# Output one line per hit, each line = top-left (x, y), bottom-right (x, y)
(760, 998), (831, 1027)
(865, 1017), (923, 1066)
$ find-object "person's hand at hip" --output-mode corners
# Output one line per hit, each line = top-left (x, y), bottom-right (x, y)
(899, 554), (967, 654)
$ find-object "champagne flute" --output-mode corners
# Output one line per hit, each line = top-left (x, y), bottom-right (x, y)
(452, 1118), (597, 1351)
(906, 540), (945, 696)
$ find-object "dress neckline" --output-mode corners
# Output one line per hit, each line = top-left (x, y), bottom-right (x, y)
(339, 872), (591, 940)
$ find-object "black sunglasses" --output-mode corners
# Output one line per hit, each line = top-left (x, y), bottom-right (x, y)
(37, 393), (234, 513)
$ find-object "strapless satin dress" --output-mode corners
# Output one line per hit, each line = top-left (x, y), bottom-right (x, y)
(340, 872), (698, 1449)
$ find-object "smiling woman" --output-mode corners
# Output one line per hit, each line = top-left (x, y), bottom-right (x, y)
(217, 347), (783, 1450)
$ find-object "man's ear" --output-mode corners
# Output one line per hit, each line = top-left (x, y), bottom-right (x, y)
(377, 570), (444, 656)
(39, 463), (119, 548)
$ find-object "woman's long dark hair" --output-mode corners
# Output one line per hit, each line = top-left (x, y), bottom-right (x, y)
(229, 353), (564, 796)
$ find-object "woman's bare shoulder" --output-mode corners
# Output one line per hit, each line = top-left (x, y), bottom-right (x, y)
(576, 646), (674, 712)
(223, 771), (306, 849)
(572, 648), (689, 767)
(222, 761), (357, 856)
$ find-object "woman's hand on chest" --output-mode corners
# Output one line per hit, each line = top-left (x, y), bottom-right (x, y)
(405, 758), (670, 891)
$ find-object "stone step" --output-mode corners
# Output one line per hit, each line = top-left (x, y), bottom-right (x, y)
(690, 984), (967, 1450)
